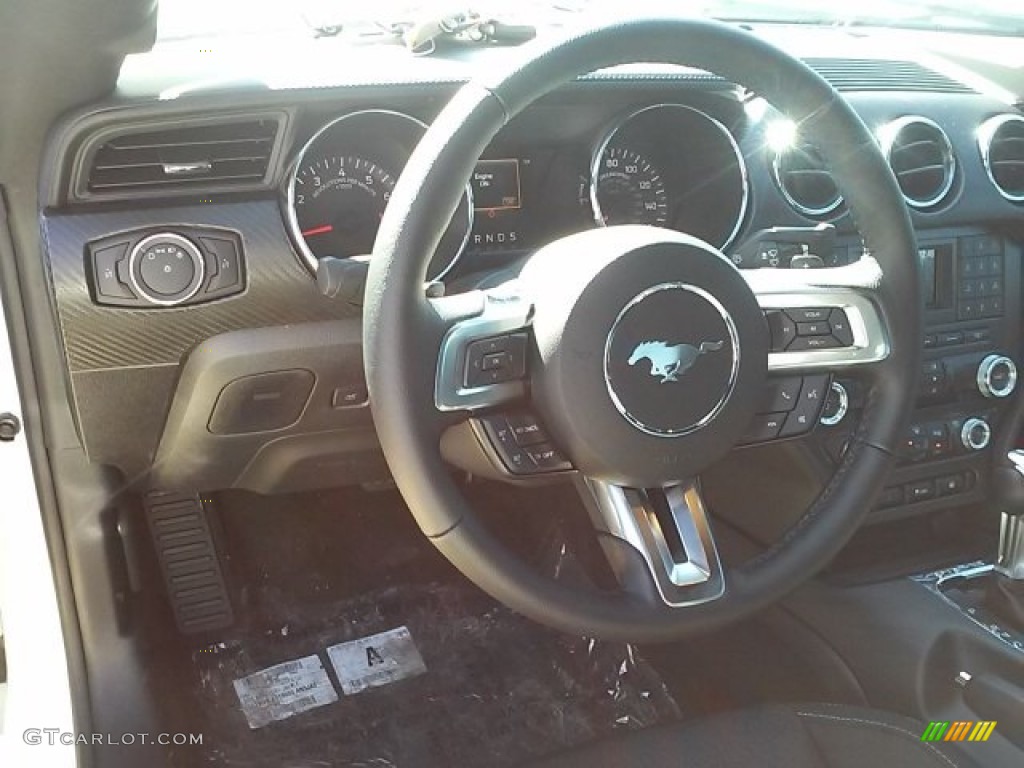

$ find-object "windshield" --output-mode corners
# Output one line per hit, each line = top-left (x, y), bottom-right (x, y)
(158, 0), (1024, 42)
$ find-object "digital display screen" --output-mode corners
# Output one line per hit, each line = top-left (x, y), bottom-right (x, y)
(472, 159), (522, 211)
(919, 247), (937, 308)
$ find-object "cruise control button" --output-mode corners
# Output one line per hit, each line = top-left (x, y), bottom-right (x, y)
(524, 443), (572, 472)
(481, 416), (533, 475)
(740, 412), (786, 444)
(506, 411), (548, 446)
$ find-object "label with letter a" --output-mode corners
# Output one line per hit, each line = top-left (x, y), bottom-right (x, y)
(327, 625), (427, 695)
(233, 654), (338, 729)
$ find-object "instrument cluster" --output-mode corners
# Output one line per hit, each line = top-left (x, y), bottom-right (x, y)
(282, 103), (750, 278)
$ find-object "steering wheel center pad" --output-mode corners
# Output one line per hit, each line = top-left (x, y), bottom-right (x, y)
(522, 226), (768, 485)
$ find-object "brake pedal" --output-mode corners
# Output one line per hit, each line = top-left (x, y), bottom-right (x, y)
(144, 491), (234, 634)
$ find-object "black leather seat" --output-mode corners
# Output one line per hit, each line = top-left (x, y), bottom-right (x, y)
(529, 703), (978, 768)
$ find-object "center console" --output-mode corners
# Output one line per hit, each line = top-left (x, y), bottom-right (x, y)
(822, 230), (1022, 519)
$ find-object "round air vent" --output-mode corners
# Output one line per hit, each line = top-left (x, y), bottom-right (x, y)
(772, 143), (843, 217)
(881, 116), (956, 209)
(979, 114), (1024, 203)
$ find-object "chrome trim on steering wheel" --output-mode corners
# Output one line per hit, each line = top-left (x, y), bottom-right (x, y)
(745, 256), (891, 371)
(579, 477), (725, 607)
(434, 285), (533, 412)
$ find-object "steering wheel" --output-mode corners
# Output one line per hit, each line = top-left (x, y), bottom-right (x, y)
(364, 18), (920, 642)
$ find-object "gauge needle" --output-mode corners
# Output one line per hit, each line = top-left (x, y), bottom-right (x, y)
(301, 224), (334, 237)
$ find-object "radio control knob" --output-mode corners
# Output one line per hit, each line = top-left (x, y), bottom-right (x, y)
(960, 418), (991, 452)
(977, 354), (1017, 399)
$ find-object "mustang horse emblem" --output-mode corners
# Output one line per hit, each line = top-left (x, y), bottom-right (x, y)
(628, 340), (725, 383)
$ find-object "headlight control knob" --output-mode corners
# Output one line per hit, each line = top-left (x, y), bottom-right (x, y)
(128, 233), (206, 306)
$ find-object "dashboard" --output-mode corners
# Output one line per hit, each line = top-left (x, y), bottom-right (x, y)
(37, 27), (1024, 520)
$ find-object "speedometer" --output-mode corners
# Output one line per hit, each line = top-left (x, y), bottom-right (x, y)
(592, 147), (668, 227)
(293, 155), (394, 260)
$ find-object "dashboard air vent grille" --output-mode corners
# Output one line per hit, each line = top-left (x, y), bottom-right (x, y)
(882, 116), (956, 209)
(772, 143), (842, 217)
(82, 115), (284, 196)
(979, 114), (1024, 203)
(805, 58), (974, 94)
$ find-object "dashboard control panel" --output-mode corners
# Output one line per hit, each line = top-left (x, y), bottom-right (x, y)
(87, 227), (246, 308)
(819, 232), (1021, 519)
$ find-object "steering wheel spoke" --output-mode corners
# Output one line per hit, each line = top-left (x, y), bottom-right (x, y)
(577, 477), (725, 607)
(743, 256), (891, 373)
(433, 281), (535, 413)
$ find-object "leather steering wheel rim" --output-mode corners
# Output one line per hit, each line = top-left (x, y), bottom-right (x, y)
(364, 17), (921, 642)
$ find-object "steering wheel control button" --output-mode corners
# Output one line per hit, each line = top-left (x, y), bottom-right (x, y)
(479, 413), (569, 475)
(779, 375), (829, 437)
(762, 377), (802, 412)
(787, 335), (840, 351)
(524, 443), (572, 471)
(604, 283), (739, 437)
(506, 411), (548, 447)
(766, 310), (797, 352)
(828, 309), (854, 346)
(464, 333), (528, 388)
(796, 321), (829, 336)
(976, 354), (1017, 398)
(786, 307), (830, 323)
(740, 412), (786, 444)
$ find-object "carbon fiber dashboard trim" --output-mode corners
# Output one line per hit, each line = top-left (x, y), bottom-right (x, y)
(45, 200), (348, 371)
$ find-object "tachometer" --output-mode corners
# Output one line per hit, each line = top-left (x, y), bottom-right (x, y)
(293, 155), (394, 260)
(285, 110), (473, 282)
(592, 147), (668, 226)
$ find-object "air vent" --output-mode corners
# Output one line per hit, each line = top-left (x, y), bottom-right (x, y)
(979, 114), (1024, 203)
(772, 143), (843, 217)
(881, 116), (956, 209)
(79, 114), (284, 198)
(805, 58), (974, 94)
